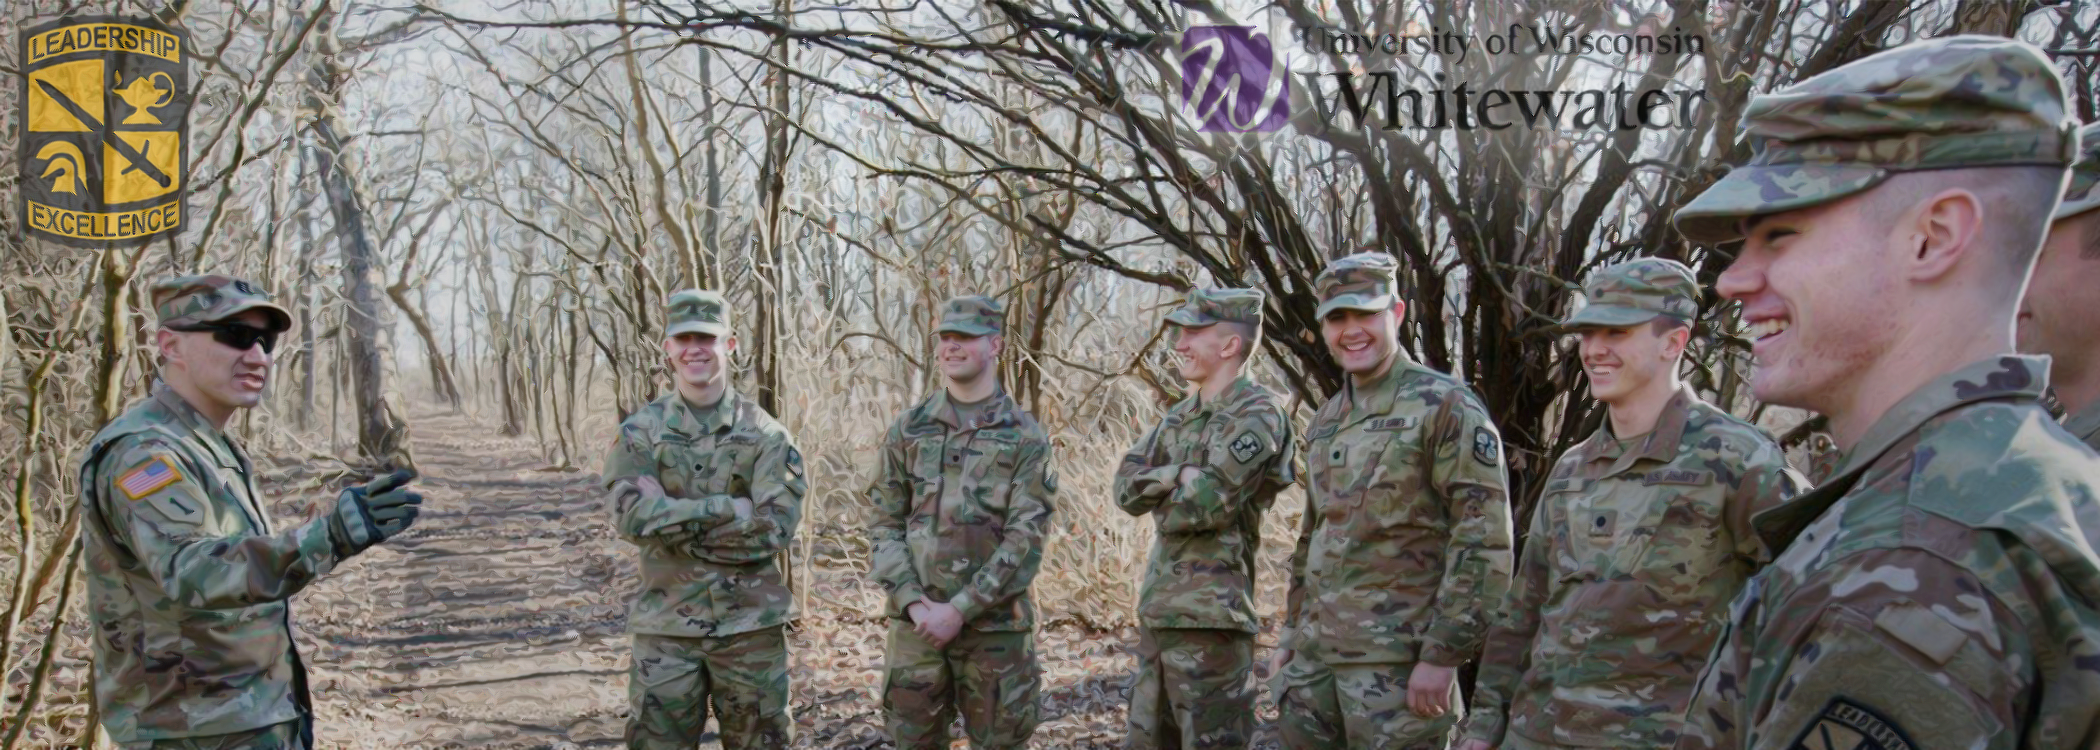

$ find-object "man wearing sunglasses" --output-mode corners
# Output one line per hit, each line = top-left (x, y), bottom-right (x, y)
(78, 275), (425, 749)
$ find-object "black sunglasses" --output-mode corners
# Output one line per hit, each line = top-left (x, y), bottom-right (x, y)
(172, 323), (280, 354)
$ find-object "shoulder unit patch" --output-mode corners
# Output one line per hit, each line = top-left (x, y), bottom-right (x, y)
(1788, 697), (1915, 750)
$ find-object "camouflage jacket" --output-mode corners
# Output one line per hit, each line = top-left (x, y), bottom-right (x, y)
(77, 382), (340, 742)
(867, 388), (1056, 632)
(1679, 356), (2100, 750)
(602, 389), (805, 637)
(2064, 398), (2100, 452)
(1283, 354), (1515, 666)
(1465, 387), (1804, 749)
(1113, 375), (1297, 632)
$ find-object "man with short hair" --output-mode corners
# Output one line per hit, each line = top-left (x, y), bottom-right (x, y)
(1457, 259), (1804, 750)
(80, 275), (425, 749)
(1671, 36), (2100, 750)
(1116, 287), (1296, 749)
(2020, 119), (2100, 451)
(1275, 253), (1515, 749)
(869, 295), (1057, 749)
(603, 289), (805, 749)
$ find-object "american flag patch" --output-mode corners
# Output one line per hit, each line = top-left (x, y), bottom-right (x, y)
(117, 457), (182, 500)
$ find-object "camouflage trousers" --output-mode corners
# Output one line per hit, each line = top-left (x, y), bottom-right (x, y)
(881, 619), (1041, 749)
(1497, 733), (1645, 750)
(1125, 628), (1255, 750)
(116, 720), (305, 750)
(626, 627), (794, 750)
(1274, 652), (1460, 750)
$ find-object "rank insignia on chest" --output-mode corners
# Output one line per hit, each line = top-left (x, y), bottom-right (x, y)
(1788, 697), (1915, 750)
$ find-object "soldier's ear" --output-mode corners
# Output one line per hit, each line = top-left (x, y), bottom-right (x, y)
(1907, 188), (1984, 283)
(724, 335), (740, 355)
(155, 328), (183, 368)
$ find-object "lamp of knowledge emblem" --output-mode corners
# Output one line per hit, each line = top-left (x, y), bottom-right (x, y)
(19, 17), (189, 247)
(1180, 26), (1290, 133)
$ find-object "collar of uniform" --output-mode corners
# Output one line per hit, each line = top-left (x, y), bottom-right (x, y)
(1171, 374), (1261, 424)
(1749, 354), (2051, 552)
(1342, 352), (1418, 424)
(667, 389), (738, 438)
(149, 379), (239, 465)
(925, 387), (1019, 431)
(1566, 386), (1694, 470)
(2062, 397), (2100, 451)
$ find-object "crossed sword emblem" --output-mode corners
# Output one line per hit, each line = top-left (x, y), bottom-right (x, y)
(36, 78), (172, 188)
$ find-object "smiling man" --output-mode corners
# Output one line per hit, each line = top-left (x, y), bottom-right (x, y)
(1115, 287), (1297, 750)
(1671, 37), (2100, 750)
(602, 289), (805, 749)
(1276, 253), (1514, 750)
(1457, 259), (1804, 750)
(2020, 120), (2100, 451)
(868, 295), (1057, 749)
(79, 275), (424, 749)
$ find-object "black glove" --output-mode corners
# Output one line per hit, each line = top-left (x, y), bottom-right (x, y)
(331, 469), (423, 556)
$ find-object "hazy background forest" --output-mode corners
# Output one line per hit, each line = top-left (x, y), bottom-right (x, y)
(2, 0), (2097, 746)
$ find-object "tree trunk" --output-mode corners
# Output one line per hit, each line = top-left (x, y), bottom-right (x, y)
(307, 22), (410, 470)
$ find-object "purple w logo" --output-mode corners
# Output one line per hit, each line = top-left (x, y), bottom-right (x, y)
(1181, 26), (1290, 133)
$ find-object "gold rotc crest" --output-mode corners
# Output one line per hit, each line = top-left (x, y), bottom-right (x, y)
(19, 17), (188, 246)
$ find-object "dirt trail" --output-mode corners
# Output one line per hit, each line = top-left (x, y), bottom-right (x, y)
(282, 409), (1279, 749)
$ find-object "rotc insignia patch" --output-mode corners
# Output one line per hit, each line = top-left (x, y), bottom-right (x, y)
(1788, 698), (1915, 750)
(786, 446), (804, 477)
(20, 17), (191, 247)
(1229, 431), (1263, 464)
(117, 455), (181, 499)
(1472, 426), (1500, 467)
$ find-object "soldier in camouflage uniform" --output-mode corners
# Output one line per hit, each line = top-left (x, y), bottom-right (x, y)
(2020, 120), (2100, 451)
(1672, 36), (2100, 750)
(1114, 288), (1297, 750)
(1456, 260), (1805, 750)
(1275, 253), (1515, 750)
(79, 275), (426, 749)
(602, 290), (805, 749)
(868, 295), (1057, 749)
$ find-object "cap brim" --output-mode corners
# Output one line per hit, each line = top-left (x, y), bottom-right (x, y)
(1314, 293), (1397, 320)
(665, 321), (731, 337)
(1164, 309), (1216, 327)
(934, 323), (997, 337)
(210, 301), (294, 333)
(1556, 305), (1663, 331)
(1674, 164), (1889, 243)
(2055, 181), (2100, 221)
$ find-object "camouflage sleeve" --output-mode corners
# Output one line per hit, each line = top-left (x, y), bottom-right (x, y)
(1461, 497), (1551, 747)
(94, 437), (343, 610)
(1280, 480), (1316, 648)
(686, 429), (807, 566)
(1737, 548), (2034, 750)
(1726, 442), (1807, 564)
(602, 421), (736, 543)
(867, 422), (926, 617)
(1418, 392), (1516, 667)
(1113, 420), (1178, 516)
(1153, 405), (1289, 535)
(948, 438), (1056, 623)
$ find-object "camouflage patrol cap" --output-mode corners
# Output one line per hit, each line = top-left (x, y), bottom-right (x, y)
(1560, 258), (1701, 329)
(150, 275), (292, 333)
(1676, 35), (2079, 243)
(1314, 253), (1401, 319)
(2057, 121), (2100, 220)
(1165, 287), (1266, 329)
(935, 295), (1003, 337)
(664, 289), (731, 337)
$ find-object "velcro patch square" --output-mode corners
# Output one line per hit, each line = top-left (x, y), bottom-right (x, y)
(118, 456), (182, 499)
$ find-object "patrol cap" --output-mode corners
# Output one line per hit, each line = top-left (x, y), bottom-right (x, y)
(665, 289), (732, 337)
(2057, 121), (2100, 221)
(1559, 258), (1701, 329)
(150, 275), (292, 333)
(1676, 35), (2079, 243)
(935, 295), (1003, 337)
(1165, 287), (1266, 329)
(1313, 253), (1401, 319)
